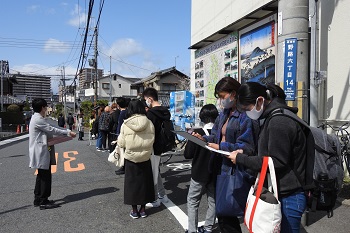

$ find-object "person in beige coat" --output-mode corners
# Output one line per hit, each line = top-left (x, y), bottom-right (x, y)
(117, 99), (155, 219)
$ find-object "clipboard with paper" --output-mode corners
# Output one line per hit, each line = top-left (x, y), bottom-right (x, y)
(172, 130), (231, 156)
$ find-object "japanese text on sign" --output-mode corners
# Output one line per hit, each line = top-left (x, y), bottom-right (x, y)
(284, 38), (298, 101)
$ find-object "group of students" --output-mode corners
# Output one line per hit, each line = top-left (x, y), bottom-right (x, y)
(185, 77), (307, 233)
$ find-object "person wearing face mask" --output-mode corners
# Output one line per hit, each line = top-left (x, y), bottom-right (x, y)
(193, 77), (259, 233)
(228, 82), (307, 233)
(143, 87), (171, 208)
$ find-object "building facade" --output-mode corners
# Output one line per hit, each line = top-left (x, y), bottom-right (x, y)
(190, 0), (350, 126)
(12, 75), (51, 102)
(79, 68), (104, 89)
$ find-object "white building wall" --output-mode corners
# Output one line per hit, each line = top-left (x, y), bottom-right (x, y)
(319, 0), (350, 121)
(99, 78), (132, 97)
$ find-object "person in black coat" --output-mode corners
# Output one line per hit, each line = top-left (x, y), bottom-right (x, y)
(57, 113), (65, 128)
(184, 104), (218, 233)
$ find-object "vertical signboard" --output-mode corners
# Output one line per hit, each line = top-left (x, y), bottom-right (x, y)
(284, 38), (298, 101)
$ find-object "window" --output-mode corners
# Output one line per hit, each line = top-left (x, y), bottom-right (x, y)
(102, 83), (110, 89)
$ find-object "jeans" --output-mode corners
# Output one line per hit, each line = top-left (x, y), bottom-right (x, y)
(187, 178), (216, 232)
(281, 191), (307, 233)
(96, 131), (102, 149)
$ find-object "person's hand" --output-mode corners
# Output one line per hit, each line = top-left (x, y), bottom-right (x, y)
(227, 149), (243, 164)
(111, 140), (117, 145)
(192, 132), (204, 141)
(207, 143), (219, 150)
(69, 132), (77, 138)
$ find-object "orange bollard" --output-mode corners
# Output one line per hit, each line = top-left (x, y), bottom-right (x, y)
(16, 125), (20, 134)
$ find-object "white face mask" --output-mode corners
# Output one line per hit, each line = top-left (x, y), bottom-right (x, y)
(146, 99), (152, 108)
(221, 94), (235, 109)
(246, 98), (264, 120)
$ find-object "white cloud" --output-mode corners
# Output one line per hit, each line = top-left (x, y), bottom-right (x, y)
(68, 4), (86, 27)
(27, 5), (40, 13)
(107, 38), (144, 58)
(44, 38), (70, 53)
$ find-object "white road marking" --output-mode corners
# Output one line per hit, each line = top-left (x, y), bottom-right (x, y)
(162, 197), (211, 230)
(0, 134), (29, 146)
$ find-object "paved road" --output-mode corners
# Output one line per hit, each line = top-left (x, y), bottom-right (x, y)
(0, 125), (349, 232)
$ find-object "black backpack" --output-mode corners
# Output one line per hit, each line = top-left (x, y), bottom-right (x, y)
(268, 108), (344, 217)
(159, 119), (176, 153)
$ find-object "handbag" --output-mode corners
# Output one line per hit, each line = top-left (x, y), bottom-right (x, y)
(108, 145), (125, 167)
(244, 157), (281, 233)
(215, 164), (254, 217)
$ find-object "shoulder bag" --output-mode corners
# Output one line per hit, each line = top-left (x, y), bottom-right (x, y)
(216, 164), (254, 216)
(244, 156), (281, 233)
(108, 145), (125, 167)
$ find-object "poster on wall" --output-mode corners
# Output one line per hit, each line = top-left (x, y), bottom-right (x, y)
(240, 21), (276, 84)
(193, 32), (238, 121)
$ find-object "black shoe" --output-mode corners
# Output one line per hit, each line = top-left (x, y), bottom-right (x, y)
(34, 199), (55, 207)
(115, 166), (125, 175)
(39, 203), (60, 210)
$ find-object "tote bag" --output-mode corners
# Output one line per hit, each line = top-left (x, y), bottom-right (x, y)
(216, 164), (254, 217)
(244, 156), (281, 233)
(108, 145), (125, 167)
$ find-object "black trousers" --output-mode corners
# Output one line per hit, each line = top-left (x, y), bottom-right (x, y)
(218, 216), (242, 233)
(100, 130), (108, 149)
(34, 167), (52, 203)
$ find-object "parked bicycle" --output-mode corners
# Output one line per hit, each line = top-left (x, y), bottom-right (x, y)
(159, 115), (194, 165)
(319, 121), (350, 176)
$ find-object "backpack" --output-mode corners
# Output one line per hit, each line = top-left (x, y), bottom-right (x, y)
(268, 108), (344, 218)
(159, 119), (176, 153)
(99, 113), (110, 131)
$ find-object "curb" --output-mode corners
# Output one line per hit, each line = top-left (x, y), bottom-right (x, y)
(0, 132), (28, 141)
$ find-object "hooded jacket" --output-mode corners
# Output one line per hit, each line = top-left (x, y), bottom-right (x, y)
(236, 98), (307, 197)
(146, 106), (171, 155)
(117, 114), (155, 163)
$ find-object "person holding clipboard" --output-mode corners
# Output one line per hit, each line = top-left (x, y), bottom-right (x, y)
(192, 77), (259, 233)
(28, 98), (76, 210)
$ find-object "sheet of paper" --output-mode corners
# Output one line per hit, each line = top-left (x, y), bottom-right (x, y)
(205, 145), (231, 156)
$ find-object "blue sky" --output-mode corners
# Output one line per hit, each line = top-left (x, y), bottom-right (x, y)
(0, 0), (191, 94)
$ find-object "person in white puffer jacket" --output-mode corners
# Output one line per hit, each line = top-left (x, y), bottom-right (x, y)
(117, 99), (155, 219)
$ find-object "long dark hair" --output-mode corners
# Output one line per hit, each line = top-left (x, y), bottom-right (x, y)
(214, 77), (241, 98)
(237, 82), (286, 107)
(125, 99), (147, 119)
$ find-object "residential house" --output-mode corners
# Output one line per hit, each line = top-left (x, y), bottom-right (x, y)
(131, 67), (190, 106)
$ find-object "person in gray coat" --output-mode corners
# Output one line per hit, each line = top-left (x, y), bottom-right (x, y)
(29, 98), (76, 210)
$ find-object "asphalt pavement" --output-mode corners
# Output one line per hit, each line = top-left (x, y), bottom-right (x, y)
(0, 121), (349, 233)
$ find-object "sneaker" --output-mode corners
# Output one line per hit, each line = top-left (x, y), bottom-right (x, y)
(158, 194), (169, 203)
(115, 166), (125, 175)
(97, 148), (102, 151)
(129, 211), (139, 219)
(139, 211), (148, 218)
(145, 199), (161, 208)
(198, 226), (211, 233)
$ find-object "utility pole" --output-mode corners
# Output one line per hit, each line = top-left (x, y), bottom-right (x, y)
(175, 56), (179, 68)
(277, 0), (309, 122)
(277, 0), (309, 225)
(109, 56), (112, 103)
(60, 66), (67, 118)
(94, 26), (98, 107)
